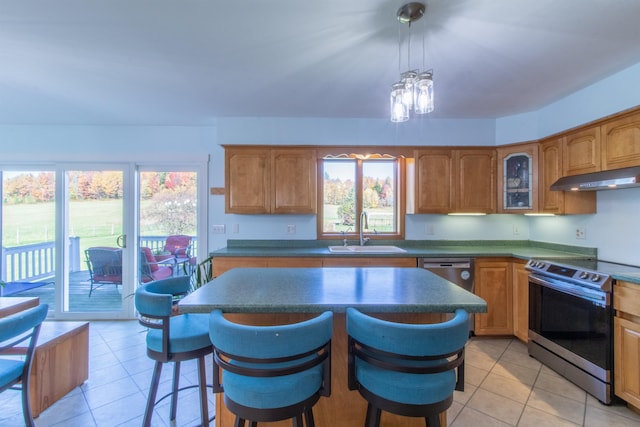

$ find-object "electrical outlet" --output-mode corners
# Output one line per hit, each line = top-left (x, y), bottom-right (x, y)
(576, 227), (586, 239)
(426, 223), (435, 235)
(212, 224), (226, 234)
(513, 224), (520, 235)
(287, 224), (296, 234)
(232, 224), (239, 233)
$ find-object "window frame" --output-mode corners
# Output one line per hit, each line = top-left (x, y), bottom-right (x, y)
(317, 154), (406, 241)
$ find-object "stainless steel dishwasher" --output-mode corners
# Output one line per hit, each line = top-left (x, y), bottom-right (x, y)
(420, 257), (475, 333)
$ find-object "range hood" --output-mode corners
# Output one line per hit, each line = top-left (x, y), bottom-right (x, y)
(551, 166), (640, 191)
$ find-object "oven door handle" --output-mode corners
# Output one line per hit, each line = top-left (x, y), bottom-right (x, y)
(529, 274), (609, 306)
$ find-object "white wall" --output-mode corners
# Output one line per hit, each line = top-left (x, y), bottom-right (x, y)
(495, 62), (640, 144)
(528, 187), (640, 265)
(0, 125), (215, 161)
(405, 214), (529, 241)
(216, 117), (496, 147)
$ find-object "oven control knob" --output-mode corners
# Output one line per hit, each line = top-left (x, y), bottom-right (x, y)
(579, 271), (589, 279)
(591, 274), (601, 282)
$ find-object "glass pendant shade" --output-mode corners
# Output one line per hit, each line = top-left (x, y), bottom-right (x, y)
(400, 70), (418, 108)
(414, 70), (434, 114)
(390, 82), (409, 122)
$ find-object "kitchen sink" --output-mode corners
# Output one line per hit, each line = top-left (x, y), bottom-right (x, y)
(327, 245), (407, 253)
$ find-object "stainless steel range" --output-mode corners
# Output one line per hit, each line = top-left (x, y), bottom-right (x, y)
(526, 259), (613, 404)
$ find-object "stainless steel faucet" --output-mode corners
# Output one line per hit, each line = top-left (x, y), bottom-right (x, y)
(359, 211), (370, 246)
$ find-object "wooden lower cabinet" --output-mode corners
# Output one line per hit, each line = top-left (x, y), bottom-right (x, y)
(321, 257), (417, 268)
(213, 257), (323, 277)
(512, 260), (529, 342)
(614, 280), (640, 410)
(474, 258), (513, 336)
(212, 256), (416, 277)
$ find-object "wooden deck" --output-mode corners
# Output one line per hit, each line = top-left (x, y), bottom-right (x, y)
(5, 271), (123, 312)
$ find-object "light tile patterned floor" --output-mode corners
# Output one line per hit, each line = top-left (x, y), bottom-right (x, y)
(1, 321), (640, 426)
(449, 337), (640, 427)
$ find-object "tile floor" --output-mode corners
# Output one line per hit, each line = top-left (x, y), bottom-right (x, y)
(2, 321), (640, 426)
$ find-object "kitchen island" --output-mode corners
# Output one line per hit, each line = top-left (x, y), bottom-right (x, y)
(179, 267), (487, 427)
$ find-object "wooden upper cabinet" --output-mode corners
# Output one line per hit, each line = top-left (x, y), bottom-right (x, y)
(497, 143), (538, 213)
(539, 137), (563, 213)
(225, 147), (270, 214)
(225, 146), (317, 214)
(563, 126), (601, 176)
(413, 148), (454, 213)
(271, 149), (317, 214)
(539, 137), (596, 214)
(412, 147), (495, 214)
(454, 148), (496, 213)
(601, 110), (640, 170)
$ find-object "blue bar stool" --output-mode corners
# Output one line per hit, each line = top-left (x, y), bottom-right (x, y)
(135, 276), (213, 427)
(0, 304), (48, 427)
(209, 310), (333, 427)
(346, 308), (469, 427)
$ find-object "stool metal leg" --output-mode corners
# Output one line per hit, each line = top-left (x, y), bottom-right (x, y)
(21, 378), (35, 427)
(365, 404), (381, 427)
(426, 414), (441, 427)
(197, 355), (210, 426)
(170, 361), (181, 421)
(143, 362), (163, 427)
(304, 409), (315, 427)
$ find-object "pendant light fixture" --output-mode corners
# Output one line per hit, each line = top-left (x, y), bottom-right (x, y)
(390, 2), (434, 122)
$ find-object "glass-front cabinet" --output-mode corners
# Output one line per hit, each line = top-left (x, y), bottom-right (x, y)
(497, 143), (538, 213)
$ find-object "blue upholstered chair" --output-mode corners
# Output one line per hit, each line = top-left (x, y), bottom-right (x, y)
(0, 304), (48, 427)
(209, 310), (333, 427)
(346, 308), (469, 427)
(135, 276), (213, 427)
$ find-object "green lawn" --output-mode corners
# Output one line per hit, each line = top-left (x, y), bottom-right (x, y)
(3, 200), (123, 257)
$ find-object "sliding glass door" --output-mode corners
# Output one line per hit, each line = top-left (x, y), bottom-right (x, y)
(138, 167), (199, 284)
(1, 161), (206, 319)
(1, 169), (56, 306)
(62, 167), (130, 316)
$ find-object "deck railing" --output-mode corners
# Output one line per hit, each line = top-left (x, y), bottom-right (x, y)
(2, 241), (56, 283)
(1, 235), (197, 283)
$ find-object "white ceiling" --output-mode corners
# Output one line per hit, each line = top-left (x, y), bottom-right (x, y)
(1, 0), (640, 125)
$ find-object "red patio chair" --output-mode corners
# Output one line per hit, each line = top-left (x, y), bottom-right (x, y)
(140, 247), (174, 283)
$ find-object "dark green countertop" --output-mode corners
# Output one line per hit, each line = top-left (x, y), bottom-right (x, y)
(211, 239), (597, 261)
(210, 240), (640, 285)
(178, 267), (488, 314)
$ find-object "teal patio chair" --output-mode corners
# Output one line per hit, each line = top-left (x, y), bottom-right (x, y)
(135, 276), (213, 427)
(0, 304), (48, 427)
(209, 310), (333, 427)
(346, 308), (469, 427)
